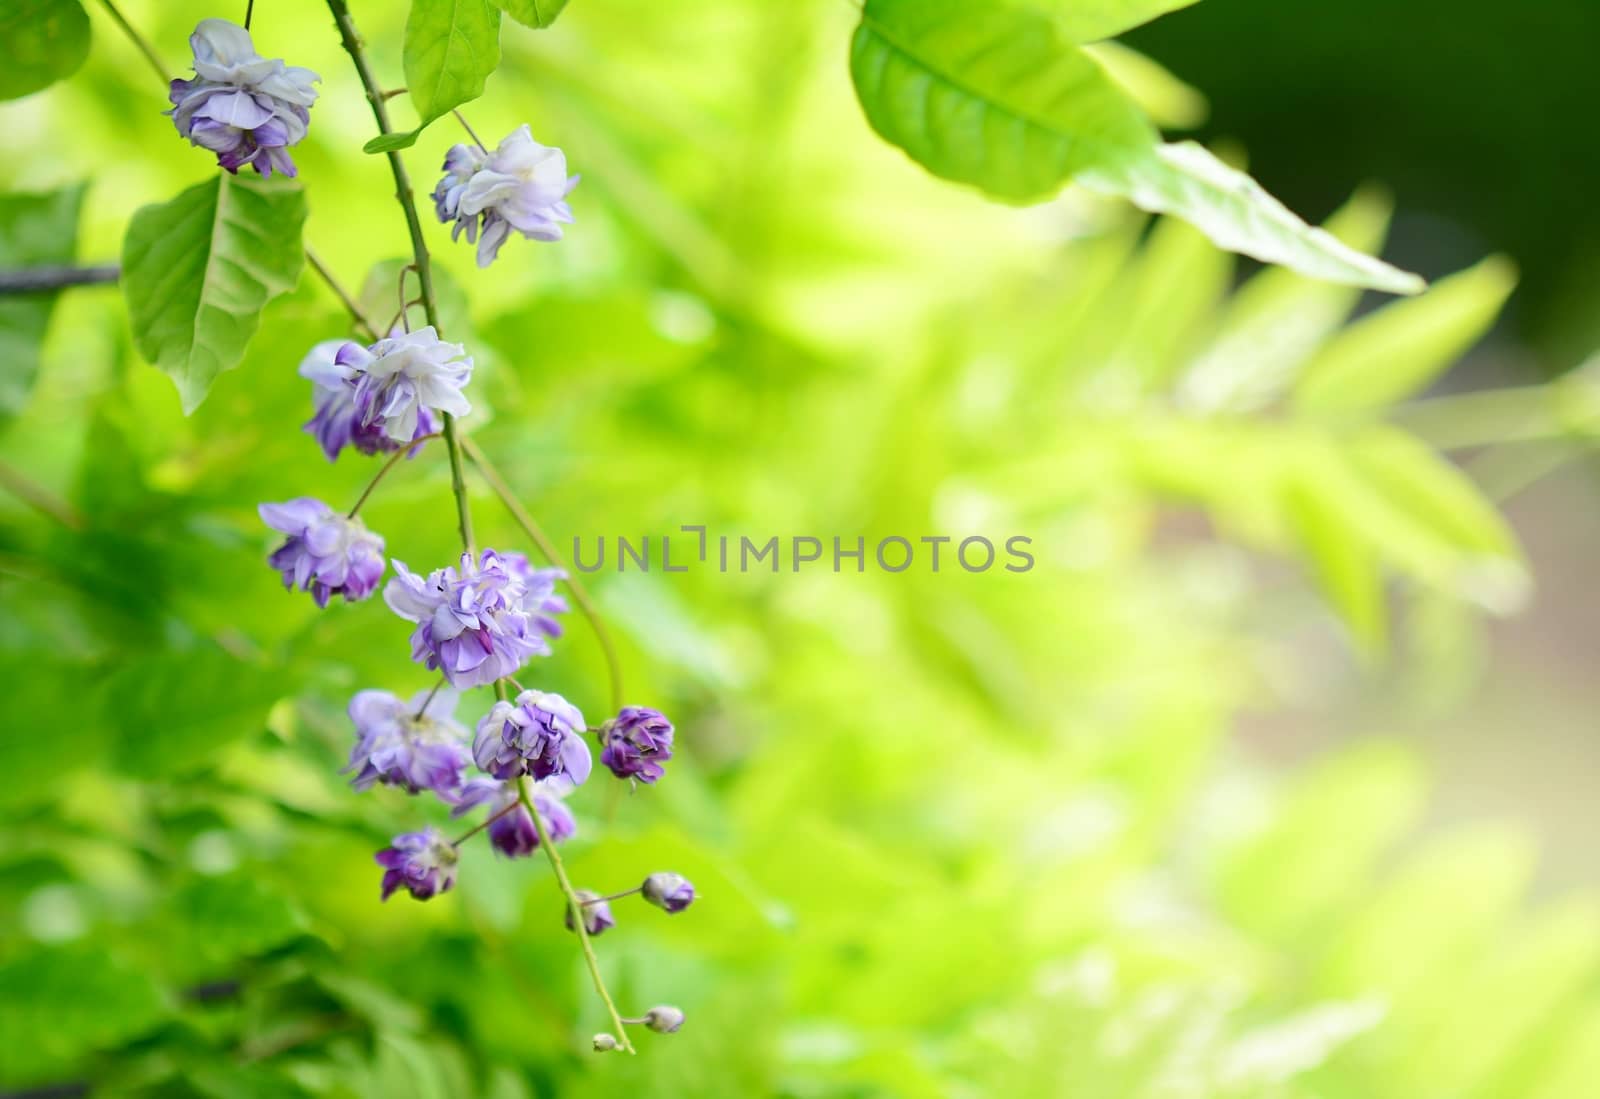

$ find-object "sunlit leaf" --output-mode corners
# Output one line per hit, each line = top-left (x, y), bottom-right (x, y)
(403, 0), (502, 139)
(1039, 0), (1201, 43)
(1081, 141), (1425, 293)
(1294, 255), (1518, 415)
(849, 0), (1154, 202)
(121, 174), (307, 412)
(494, 0), (570, 29)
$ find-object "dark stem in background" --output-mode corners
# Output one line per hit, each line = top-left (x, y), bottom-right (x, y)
(0, 265), (119, 293)
(323, 0), (475, 556)
(96, 0), (170, 83)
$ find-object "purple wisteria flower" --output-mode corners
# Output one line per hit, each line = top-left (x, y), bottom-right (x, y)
(376, 826), (458, 901)
(384, 550), (563, 688)
(260, 497), (385, 606)
(300, 339), (437, 461)
(337, 327), (472, 444)
(641, 871), (696, 914)
(473, 689), (591, 784)
(450, 776), (576, 858)
(433, 125), (578, 267)
(504, 553), (569, 644)
(345, 687), (469, 796)
(566, 889), (615, 936)
(599, 707), (675, 784)
(167, 19), (318, 177)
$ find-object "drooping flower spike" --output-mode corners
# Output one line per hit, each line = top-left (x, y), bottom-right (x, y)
(168, 19), (318, 177)
(345, 686), (470, 796)
(433, 124), (579, 267)
(260, 497), (385, 606)
(384, 550), (565, 688)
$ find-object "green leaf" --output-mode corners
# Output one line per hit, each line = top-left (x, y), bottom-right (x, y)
(1081, 141), (1426, 293)
(1293, 255), (1518, 415)
(849, 0), (1154, 203)
(0, 0), (90, 101)
(121, 174), (307, 413)
(365, 130), (422, 154)
(0, 946), (167, 1084)
(493, 0), (570, 29)
(1084, 41), (1207, 130)
(404, 0), (502, 135)
(165, 875), (305, 965)
(1286, 467), (1389, 654)
(0, 182), (85, 417)
(1039, 0), (1200, 43)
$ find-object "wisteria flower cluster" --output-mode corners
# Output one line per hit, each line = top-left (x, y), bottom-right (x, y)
(168, 19), (318, 177)
(208, 9), (689, 1050)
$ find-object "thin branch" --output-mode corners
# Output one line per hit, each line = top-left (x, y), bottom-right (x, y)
(95, 0), (171, 83)
(305, 247), (378, 339)
(0, 265), (119, 293)
(0, 462), (85, 530)
(325, 0), (475, 557)
(461, 434), (626, 712)
(346, 433), (441, 518)
(516, 769), (635, 1054)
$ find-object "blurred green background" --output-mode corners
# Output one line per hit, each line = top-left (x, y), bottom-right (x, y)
(2, 1), (1598, 1097)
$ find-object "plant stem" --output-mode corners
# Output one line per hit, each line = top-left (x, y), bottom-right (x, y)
(305, 247), (377, 339)
(583, 886), (641, 905)
(96, 0), (171, 83)
(0, 265), (120, 293)
(0, 462), (85, 530)
(515, 773), (635, 1054)
(325, 0), (475, 556)
(461, 434), (625, 712)
(346, 433), (441, 517)
(451, 800), (522, 847)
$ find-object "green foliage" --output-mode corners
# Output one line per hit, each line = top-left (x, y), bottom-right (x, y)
(493, 0), (571, 30)
(0, 182), (84, 417)
(850, 0), (1154, 202)
(1042, 0), (1201, 42)
(850, 0), (1422, 293)
(0, 0), (90, 101)
(121, 174), (307, 413)
(1, 1), (1595, 1097)
(367, 0), (504, 153)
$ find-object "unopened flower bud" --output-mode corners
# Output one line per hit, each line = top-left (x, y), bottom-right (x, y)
(643, 1005), (685, 1033)
(565, 889), (615, 936)
(592, 1033), (619, 1052)
(641, 871), (695, 914)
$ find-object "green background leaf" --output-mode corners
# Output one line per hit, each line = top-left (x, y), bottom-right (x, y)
(0, 0), (90, 101)
(0, 183), (85, 417)
(404, 0), (503, 133)
(121, 174), (307, 413)
(493, 0), (570, 30)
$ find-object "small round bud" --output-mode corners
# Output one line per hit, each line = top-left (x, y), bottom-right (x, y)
(565, 889), (616, 936)
(643, 1005), (685, 1033)
(592, 1033), (620, 1052)
(641, 872), (695, 914)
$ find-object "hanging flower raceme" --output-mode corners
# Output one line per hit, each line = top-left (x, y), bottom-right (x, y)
(433, 125), (578, 267)
(168, 18), (318, 177)
(473, 689), (591, 784)
(260, 497), (385, 606)
(376, 827), (459, 901)
(451, 776), (576, 858)
(599, 707), (675, 783)
(384, 549), (564, 688)
(300, 339), (438, 461)
(345, 687), (470, 796)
